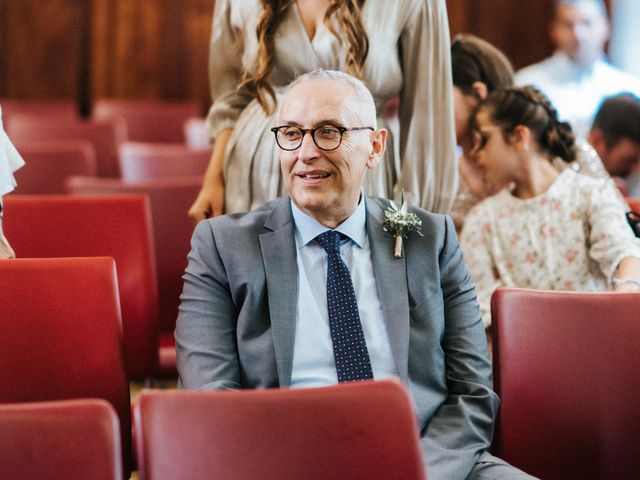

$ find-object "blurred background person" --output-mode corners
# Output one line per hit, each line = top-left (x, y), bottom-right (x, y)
(515, 0), (640, 138)
(587, 92), (640, 196)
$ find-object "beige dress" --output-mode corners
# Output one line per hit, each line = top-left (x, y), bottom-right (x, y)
(206, 0), (456, 214)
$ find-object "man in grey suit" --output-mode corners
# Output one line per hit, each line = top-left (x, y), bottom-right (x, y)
(176, 70), (536, 480)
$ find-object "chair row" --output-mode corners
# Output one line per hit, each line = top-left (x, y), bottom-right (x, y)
(1, 98), (206, 144)
(3, 192), (199, 379)
(1, 256), (639, 479)
(0, 381), (426, 480)
(12, 140), (210, 195)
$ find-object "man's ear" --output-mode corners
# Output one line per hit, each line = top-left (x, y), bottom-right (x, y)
(367, 128), (387, 170)
(471, 81), (489, 101)
(588, 128), (607, 158)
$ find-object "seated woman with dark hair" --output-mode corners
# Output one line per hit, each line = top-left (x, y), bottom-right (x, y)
(460, 86), (640, 328)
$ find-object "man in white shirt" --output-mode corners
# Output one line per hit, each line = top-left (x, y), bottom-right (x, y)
(515, 0), (640, 137)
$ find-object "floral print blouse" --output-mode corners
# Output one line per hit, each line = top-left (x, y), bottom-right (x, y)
(460, 168), (640, 327)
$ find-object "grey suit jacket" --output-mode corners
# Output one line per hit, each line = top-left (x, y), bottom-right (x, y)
(176, 195), (499, 480)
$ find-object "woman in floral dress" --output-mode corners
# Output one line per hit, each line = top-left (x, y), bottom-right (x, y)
(460, 86), (640, 327)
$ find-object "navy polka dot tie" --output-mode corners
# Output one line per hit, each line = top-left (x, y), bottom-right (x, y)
(316, 230), (373, 383)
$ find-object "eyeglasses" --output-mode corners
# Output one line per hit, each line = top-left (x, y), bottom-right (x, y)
(271, 125), (374, 151)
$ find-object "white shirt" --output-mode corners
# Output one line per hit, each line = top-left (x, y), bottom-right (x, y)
(0, 106), (25, 197)
(289, 197), (398, 387)
(516, 51), (640, 137)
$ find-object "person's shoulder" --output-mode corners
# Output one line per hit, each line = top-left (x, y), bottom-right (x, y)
(594, 60), (640, 91)
(515, 55), (556, 84)
(205, 197), (285, 235)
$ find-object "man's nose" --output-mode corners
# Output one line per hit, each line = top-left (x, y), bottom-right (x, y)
(298, 131), (319, 163)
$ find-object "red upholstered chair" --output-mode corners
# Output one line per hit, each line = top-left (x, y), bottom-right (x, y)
(491, 287), (640, 480)
(118, 141), (210, 181)
(0, 399), (122, 480)
(627, 196), (640, 212)
(134, 380), (426, 480)
(0, 257), (131, 477)
(3, 195), (159, 380)
(5, 115), (126, 177)
(93, 99), (201, 143)
(0, 98), (77, 122)
(13, 140), (97, 194)
(66, 176), (201, 376)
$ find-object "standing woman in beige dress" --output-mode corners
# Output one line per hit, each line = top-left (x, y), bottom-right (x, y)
(189, 0), (456, 220)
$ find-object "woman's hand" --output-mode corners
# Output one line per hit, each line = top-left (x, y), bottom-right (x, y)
(0, 230), (16, 259)
(188, 128), (232, 224)
(188, 173), (225, 223)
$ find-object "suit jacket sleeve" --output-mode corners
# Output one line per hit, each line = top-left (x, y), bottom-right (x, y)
(420, 215), (499, 479)
(175, 219), (242, 390)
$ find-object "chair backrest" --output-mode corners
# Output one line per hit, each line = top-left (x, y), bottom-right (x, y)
(0, 399), (122, 480)
(93, 99), (201, 143)
(3, 195), (159, 379)
(134, 380), (426, 480)
(627, 196), (640, 212)
(0, 98), (78, 122)
(118, 141), (210, 181)
(0, 257), (131, 477)
(491, 287), (640, 480)
(13, 140), (97, 194)
(5, 115), (126, 177)
(65, 176), (199, 369)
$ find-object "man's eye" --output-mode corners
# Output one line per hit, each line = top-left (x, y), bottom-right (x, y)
(317, 127), (339, 139)
(282, 128), (301, 140)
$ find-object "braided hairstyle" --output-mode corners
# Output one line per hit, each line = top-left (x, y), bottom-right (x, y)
(474, 86), (577, 162)
(240, 0), (369, 115)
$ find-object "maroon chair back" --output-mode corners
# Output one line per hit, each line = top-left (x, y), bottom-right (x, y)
(0, 258), (131, 477)
(5, 116), (126, 177)
(118, 141), (210, 181)
(66, 176), (201, 376)
(134, 381), (426, 480)
(3, 195), (159, 380)
(0, 99), (77, 122)
(13, 140), (97, 194)
(93, 99), (200, 143)
(491, 287), (640, 480)
(0, 399), (122, 480)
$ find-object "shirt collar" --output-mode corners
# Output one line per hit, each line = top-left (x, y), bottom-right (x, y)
(291, 193), (367, 249)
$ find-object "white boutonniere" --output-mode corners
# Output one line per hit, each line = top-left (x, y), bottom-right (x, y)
(382, 196), (423, 258)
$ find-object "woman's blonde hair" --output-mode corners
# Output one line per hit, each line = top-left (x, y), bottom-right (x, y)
(239, 0), (369, 115)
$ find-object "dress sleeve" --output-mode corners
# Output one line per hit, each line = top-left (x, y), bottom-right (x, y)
(205, 0), (254, 142)
(460, 206), (503, 328)
(396, 0), (457, 214)
(586, 179), (640, 281)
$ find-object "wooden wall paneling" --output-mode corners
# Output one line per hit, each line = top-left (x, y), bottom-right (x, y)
(90, 0), (214, 114)
(0, 0), (87, 102)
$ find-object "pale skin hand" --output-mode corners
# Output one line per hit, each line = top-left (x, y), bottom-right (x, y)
(613, 256), (640, 292)
(188, 128), (232, 224)
(0, 223), (15, 259)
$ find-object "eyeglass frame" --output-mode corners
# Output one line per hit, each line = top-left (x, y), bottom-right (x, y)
(270, 125), (375, 151)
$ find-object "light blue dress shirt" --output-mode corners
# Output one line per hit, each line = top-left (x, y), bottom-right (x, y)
(289, 196), (398, 387)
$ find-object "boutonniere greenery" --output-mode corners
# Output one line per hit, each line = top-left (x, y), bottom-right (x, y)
(382, 196), (423, 258)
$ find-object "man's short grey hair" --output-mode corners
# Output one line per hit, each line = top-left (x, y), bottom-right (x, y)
(555, 0), (607, 17)
(285, 69), (377, 126)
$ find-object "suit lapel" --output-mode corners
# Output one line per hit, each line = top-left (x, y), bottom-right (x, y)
(366, 198), (410, 383)
(259, 197), (298, 387)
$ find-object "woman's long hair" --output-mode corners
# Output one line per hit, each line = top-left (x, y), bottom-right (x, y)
(239, 0), (369, 114)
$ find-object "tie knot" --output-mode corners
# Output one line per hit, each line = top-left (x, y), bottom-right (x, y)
(316, 230), (341, 254)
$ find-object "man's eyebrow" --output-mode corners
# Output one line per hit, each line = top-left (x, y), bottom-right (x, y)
(279, 119), (346, 127)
